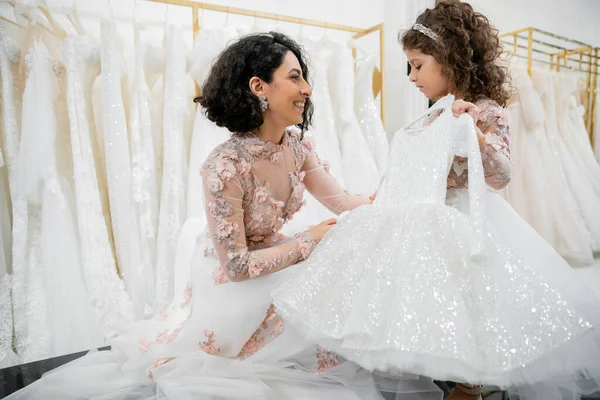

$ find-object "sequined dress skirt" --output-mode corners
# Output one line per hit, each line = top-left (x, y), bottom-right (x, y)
(272, 194), (600, 398)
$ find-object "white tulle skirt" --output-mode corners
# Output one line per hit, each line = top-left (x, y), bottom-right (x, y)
(273, 189), (600, 400)
(4, 218), (443, 400)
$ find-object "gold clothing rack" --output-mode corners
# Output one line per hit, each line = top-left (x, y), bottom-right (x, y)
(500, 27), (598, 146)
(146, 0), (386, 123)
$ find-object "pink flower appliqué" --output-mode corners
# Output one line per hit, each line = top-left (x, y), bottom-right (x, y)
(204, 247), (218, 259)
(316, 347), (341, 373)
(238, 330), (265, 360)
(138, 339), (151, 352)
(239, 159), (252, 176)
(216, 159), (236, 181)
(220, 147), (239, 162)
(216, 220), (237, 240)
(248, 143), (264, 156)
(270, 152), (282, 164)
(211, 266), (229, 285)
(302, 137), (315, 152)
(271, 317), (284, 337)
(200, 330), (220, 355)
(153, 357), (175, 369)
(271, 217), (284, 233)
(182, 283), (193, 307)
(156, 328), (181, 344)
(270, 198), (285, 210)
(207, 173), (224, 193)
(254, 186), (269, 203)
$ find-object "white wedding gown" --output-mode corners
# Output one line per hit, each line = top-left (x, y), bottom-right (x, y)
(554, 73), (600, 242)
(62, 33), (134, 339)
(273, 96), (600, 400)
(21, 37), (104, 360)
(325, 39), (380, 195)
(155, 24), (189, 312)
(129, 22), (164, 318)
(0, 22), (24, 368)
(501, 67), (556, 255)
(101, 18), (153, 319)
(529, 69), (594, 266)
(354, 54), (389, 174)
(548, 72), (600, 253)
(0, 145), (17, 368)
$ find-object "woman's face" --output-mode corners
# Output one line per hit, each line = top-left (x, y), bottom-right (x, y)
(256, 51), (312, 127)
(405, 48), (450, 100)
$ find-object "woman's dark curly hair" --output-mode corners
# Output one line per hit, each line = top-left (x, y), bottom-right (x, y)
(195, 32), (313, 135)
(400, 0), (510, 107)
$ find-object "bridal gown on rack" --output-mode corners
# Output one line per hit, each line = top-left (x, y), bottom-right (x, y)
(273, 96), (600, 400)
(325, 39), (379, 195)
(529, 69), (594, 266)
(0, 23), (22, 368)
(129, 22), (164, 317)
(101, 19), (152, 319)
(62, 33), (134, 339)
(0, 146), (16, 368)
(548, 73), (600, 253)
(554, 73), (600, 220)
(20, 38), (104, 359)
(502, 67), (554, 250)
(155, 24), (189, 312)
(354, 54), (388, 174)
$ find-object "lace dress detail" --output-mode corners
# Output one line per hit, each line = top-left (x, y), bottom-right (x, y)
(202, 128), (370, 283)
(446, 99), (512, 190)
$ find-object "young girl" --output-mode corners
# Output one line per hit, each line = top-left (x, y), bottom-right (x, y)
(273, 2), (600, 400)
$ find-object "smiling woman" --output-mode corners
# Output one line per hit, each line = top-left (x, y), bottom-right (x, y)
(196, 32), (314, 140)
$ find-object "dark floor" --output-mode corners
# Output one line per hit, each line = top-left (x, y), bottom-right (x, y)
(1, 348), (599, 399)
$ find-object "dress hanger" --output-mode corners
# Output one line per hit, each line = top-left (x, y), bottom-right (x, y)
(0, 15), (28, 31)
(405, 94), (455, 131)
(36, 0), (67, 39)
(64, 0), (86, 36)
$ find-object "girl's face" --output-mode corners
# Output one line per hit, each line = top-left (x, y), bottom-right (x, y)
(405, 48), (450, 100)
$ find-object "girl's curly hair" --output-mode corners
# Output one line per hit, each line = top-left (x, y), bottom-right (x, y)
(195, 32), (313, 135)
(400, 0), (510, 106)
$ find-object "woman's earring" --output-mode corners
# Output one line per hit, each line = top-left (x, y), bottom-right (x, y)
(259, 95), (268, 112)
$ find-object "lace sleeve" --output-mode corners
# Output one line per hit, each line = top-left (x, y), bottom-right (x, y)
(300, 137), (371, 214)
(477, 100), (512, 190)
(202, 151), (317, 283)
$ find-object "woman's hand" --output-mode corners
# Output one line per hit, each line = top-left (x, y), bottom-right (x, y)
(451, 99), (480, 121)
(369, 192), (377, 203)
(308, 218), (337, 243)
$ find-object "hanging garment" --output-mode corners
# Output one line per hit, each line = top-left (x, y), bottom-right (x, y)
(529, 69), (594, 265)
(128, 21), (163, 317)
(354, 53), (389, 174)
(325, 38), (380, 195)
(154, 24), (189, 312)
(62, 33), (134, 339)
(101, 19), (152, 319)
(0, 22), (27, 366)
